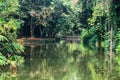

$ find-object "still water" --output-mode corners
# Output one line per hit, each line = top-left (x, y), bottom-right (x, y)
(1, 41), (120, 80)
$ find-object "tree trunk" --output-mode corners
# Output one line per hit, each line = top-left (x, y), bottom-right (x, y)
(30, 25), (34, 38)
(110, 26), (113, 60)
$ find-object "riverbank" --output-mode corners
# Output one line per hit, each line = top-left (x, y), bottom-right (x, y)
(17, 36), (81, 45)
(17, 38), (60, 45)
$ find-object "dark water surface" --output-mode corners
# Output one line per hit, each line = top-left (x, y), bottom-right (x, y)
(0, 41), (120, 80)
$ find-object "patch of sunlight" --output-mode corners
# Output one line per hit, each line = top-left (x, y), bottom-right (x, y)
(101, 41), (105, 48)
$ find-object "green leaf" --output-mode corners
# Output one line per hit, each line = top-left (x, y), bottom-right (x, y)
(0, 35), (8, 41)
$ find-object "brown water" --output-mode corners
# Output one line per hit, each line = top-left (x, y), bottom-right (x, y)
(0, 41), (120, 80)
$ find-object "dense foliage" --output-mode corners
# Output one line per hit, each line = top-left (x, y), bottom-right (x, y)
(19, 0), (120, 53)
(0, 0), (120, 67)
(18, 0), (120, 63)
(0, 0), (24, 66)
(19, 0), (81, 38)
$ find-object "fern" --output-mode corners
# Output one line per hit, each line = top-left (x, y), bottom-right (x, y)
(0, 53), (10, 66)
(11, 42), (24, 53)
(0, 35), (8, 42)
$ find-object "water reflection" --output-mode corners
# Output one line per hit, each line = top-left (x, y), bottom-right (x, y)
(0, 41), (120, 80)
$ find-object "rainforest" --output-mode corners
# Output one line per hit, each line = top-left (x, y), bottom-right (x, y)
(0, 0), (120, 80)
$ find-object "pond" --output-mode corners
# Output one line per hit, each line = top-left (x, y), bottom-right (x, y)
(0, 41), (120, 80)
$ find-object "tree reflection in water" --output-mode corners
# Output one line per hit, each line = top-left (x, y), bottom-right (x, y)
(0, 41), (120, 80)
